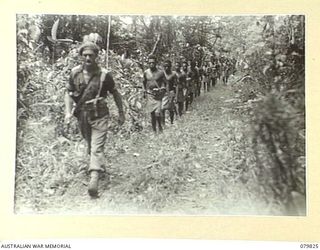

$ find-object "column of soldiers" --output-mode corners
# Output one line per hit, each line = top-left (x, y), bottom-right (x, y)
(142, 53), (236, 134)
(64, 41), (237, 197)
(218, 55), (237, 85)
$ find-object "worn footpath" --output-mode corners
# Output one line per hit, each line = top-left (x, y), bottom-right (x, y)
(16, 83), (272, 215)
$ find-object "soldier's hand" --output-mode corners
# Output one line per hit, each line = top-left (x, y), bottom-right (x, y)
(118, 112), (125, 126)
(64, 113), (73, 125)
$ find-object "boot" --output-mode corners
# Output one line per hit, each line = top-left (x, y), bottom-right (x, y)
(88, 170), (100, 197)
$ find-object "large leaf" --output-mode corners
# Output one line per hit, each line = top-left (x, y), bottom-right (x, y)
(51, 19), (59, 40)
(263, 64), (271, 75)
(56, 38), (73, 43)
(47, 36), (56, 44)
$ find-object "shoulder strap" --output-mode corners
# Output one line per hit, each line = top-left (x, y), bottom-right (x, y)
(70, 65), (83, 78)
(96, 68), (108, 98)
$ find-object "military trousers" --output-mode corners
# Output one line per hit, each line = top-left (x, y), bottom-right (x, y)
(87, 115), (109, 173)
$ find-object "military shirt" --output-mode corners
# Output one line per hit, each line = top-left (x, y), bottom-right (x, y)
(67, 64), (116, 104)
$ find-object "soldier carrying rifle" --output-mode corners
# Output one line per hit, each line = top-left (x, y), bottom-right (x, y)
(64, 42), (125, 197)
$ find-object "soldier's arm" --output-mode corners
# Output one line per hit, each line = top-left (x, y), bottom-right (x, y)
(186, 71), (191, 86)
(174, 74), (178, 93)
(175, 77), (179, 101)
(65, 92), (74, 116)
(160, 71), (167, 90)
(182, 74), (187, 89)
(174, 74), (178, 87)
(143, 71), (148, 98)
(112, 89), (124, 115)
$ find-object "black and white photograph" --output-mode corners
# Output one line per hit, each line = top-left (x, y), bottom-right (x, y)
(15, 14), (305, 216)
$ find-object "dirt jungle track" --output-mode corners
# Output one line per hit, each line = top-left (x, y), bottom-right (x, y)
(15, 77), (277, 215)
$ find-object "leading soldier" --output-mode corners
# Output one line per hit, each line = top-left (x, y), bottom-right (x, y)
(64, 42), (125, 197)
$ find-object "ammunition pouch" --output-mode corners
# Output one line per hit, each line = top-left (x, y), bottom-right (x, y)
(77, 98), (109, 120)
(151, 88), (166, 101)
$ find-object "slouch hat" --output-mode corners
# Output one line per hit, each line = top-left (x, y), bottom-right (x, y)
(79, 42), (100, 56)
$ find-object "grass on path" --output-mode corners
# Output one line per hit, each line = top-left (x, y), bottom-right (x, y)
(15, 84), (279, 215)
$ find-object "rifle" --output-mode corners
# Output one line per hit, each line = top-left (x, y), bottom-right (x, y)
(133, 86), (166, 98)
(84, 97), (105, 118)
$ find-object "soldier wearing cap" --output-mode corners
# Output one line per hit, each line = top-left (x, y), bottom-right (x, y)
(64, 41), (125, 197)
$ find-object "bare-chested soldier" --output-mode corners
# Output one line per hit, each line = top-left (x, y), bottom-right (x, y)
(143, 55), (166, 133)
(202, 60), (211, 92)
(182, 61), (192, 112)
(186, 61), (199, 111)
(210, 57), (219, 88)
(174, 61), (186, 117)
(163, 60), (177, 124)
(195, 61), (202, 97)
